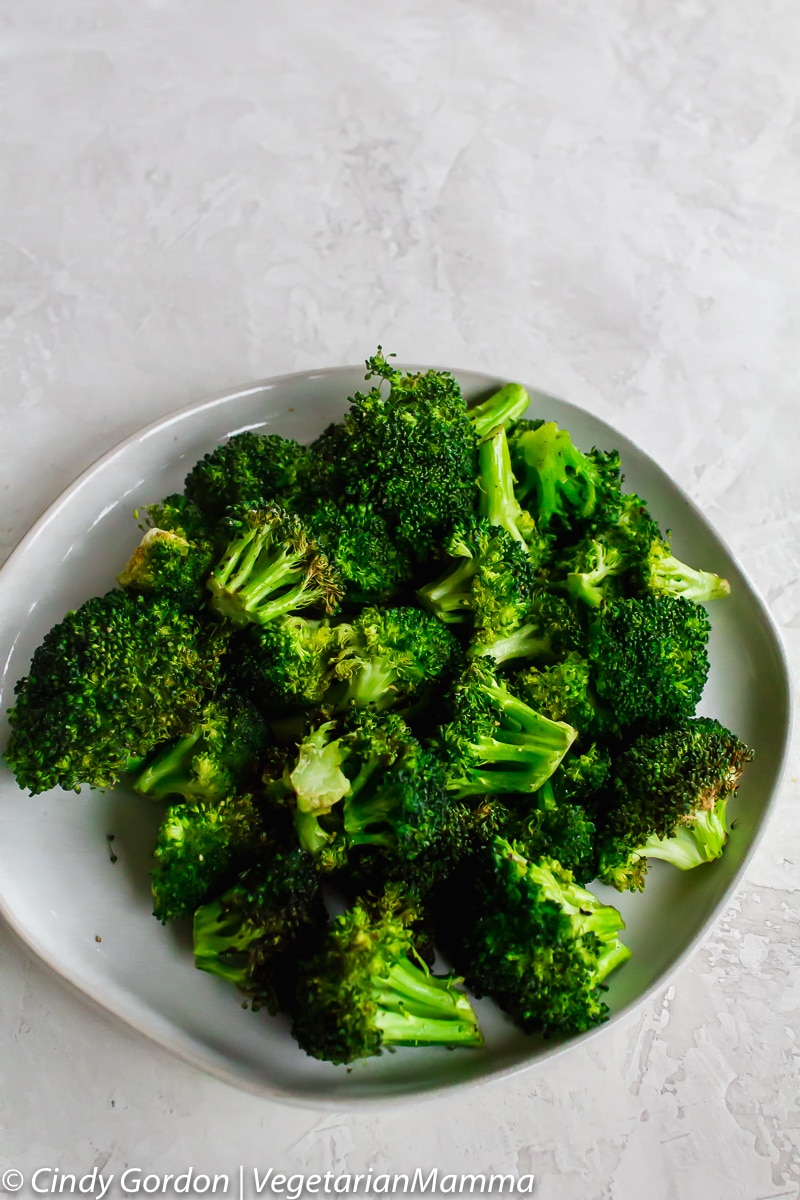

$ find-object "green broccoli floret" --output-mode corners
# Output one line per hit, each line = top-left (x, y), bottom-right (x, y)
(118, 494), (217, 608)
(508, 421), (622, 532)
(185, 431), (314, 522)
(596, 717), (754, 891)
(475, 588), (582, 667)
(515, 652), (600, 734)
(340, 710), (450, 869)
(151, 792), (266, 922)
(193, 849), (327, 1013)
(437, 659), (578, 799)
(233, 617), (343, 714)
(502, 780), (598, 885)
(439, 839), (629, 1036)
(292, 887), (483, 1064)
(207, 506), (343, 626)
(326, 605), (462, 712)
(418, 518), (535, 650)
(265, 719), (351, 866)
(586, 595), (711, 729)
(5, 590), (225, 795)
(308, 500), (412, 603)
(312, 350), (478, 562)
(641, 537), (731, 603)
(129, 688), (270, 802)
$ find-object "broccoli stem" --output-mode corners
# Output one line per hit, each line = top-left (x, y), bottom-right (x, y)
(336, 659), (399, 708)
(193, 898), (254, 987)
(209, 531), (317, 625)
(455, 701), (577, 797)
(373, 960), (484, 1047)
(418, 557), (478, 623)
(643, 803), (729, 868)
(647, 545), (731, 603)
(477, 427), (530, 547)
(472, 623), (553, 664)
(469, 384), (530, 440)
(130, 730), (204, 799)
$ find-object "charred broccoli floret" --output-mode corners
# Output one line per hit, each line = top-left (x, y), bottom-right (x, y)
(597, 717), (754, 891)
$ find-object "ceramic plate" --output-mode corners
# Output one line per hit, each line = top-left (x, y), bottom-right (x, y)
(0, 366), (791, 1105)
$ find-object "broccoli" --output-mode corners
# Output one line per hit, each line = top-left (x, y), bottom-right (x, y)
(308, 501), (412, 604)
(118, 494), (217, 608)
(437, 659), (578, 798)
(468, 382), (531, 439)
(508, 421), (622, 532)
(5, 590), (225, 795)
(233, 616), (343, 714)
(438, 839), (629, 1036)
(596, 717), (754, 891)
(129, 688), (270, 802)
(477, 425), (542, 555)
(418, 518), (536, 657)
(207, 506), (343, 626)
(292, 887), (483, 1064)
(185, 431), (314, 522)
(150, 792), (266, 922)
(325, 605), (462, 713)
(475, 588), (582, 667)
(339, 710), (450, 869)
(641, 537), (730, 603)
(586, 595), (711, 729)
(312, 350), (478, 562)
(193, 849), (327, 1013)
(503, 780), (599, 885)
(515, 652), (600, 734)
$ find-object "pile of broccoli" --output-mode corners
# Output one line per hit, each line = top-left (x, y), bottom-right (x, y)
(4, 349), (753, 1067)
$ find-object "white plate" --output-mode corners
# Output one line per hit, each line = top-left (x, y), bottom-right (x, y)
(0, 366), (791, 1106)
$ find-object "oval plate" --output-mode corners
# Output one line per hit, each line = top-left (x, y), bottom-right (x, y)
(0, 366), (791, 1105)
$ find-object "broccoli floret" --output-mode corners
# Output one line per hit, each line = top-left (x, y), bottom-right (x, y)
(151, 792), (266, 922)
(118, 494), (218, 608)
(233, 617), (343, 713)
(129, 688), (270, 802)
(292, 887), (483, 1064)
(418, 519), (535, 646)
(340, 710), (450, 869)
(439, 839), (629, 1036)
(500, 780), (597, 884)
(265, 719), (350, 866)
(308, 501), (412, 603)
(437, 659), (578, 798)
(312, 350), (478, 562)
(5, 590), (225, 795)
(508, 421), (622, 532)
(185, 431), (314, 522)
(515, 652), (599, 734)
(641, 538), (731, 603)
(193, 850), (327, 1013)
(597, 717), (754, 891)
(475, 589), (582, 667)
(586, 595), (711, 729)
(207, 506), (343, 626)
(326, 605), (462, 712)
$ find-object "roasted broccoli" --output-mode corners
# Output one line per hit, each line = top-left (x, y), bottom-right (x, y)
(185, 431), (314, 521)
(292, 887), (483, 1064)
(596, 717), (754, 891)
(5, 590), (225, 795)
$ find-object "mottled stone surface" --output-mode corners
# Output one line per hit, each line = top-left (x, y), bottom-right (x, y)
(2, 2), (799, 1197)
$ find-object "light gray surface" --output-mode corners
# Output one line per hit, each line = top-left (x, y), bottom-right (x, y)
(2, 1), (799, 1196)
